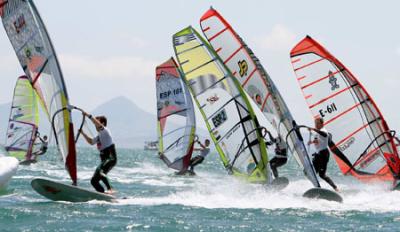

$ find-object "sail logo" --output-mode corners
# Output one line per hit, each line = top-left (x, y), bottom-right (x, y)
(207, 94), (219, 104)
(238, 60), (248, 77)
(338, 137), (355, 151)
(328, 71), (339, 90)
(13, 14), (26, 34)
(360, 151), (380, 168)
(173, 34), (196, 46)
(159, 88), (183, 99)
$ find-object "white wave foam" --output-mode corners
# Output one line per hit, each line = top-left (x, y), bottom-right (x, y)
(112, 175), (400, 212)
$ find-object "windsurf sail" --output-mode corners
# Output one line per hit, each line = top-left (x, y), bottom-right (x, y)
(156, 58), (196, 171)
(290, 36), (400, 182)
(173, 26), (270, 183)
(1, 0), (77, 184)
(5, 75), (39, 161)
(200, 8), (320, 187)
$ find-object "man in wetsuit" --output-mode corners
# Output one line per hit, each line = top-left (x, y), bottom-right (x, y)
(188, 139), (210, 173)
(263, 128), (288, 178)
(308, 117), (339, 192)
(80, 112), (117, 194)
(31, 133), (48, 160)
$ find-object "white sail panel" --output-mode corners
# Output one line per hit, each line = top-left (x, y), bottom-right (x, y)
(5, 76), (38, 161)
(1, 0), (77, 183)
(200, 8), (320, 187)
(156, 58), (196, 171)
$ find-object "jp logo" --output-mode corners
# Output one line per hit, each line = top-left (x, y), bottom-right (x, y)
(238, 60), (248, 77)
(328, 71), (339, 90)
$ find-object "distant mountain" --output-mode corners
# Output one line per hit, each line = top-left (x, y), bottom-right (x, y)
(90, 96), (157, 148)
(0, 96), (209, 149)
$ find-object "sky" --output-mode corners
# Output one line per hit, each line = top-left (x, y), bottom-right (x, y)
(0, 0), (400, 130)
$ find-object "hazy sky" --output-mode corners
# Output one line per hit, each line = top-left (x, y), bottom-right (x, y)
(0, 0), (399, 129)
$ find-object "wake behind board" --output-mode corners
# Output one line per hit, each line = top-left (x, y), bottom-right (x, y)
(31, 178), (115, 202)
(303, 187), (343, 203)
(270, 177), (289, 190)
(175, 170), (196, 176)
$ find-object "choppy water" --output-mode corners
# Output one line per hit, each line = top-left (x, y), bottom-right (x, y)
(1, 147), (400, 231)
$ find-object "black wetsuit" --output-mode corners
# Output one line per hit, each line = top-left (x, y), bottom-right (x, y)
(91, 144), (117, 193)
(269, 149), (288, 178)
(266, 132), (288, 178)
(32, 134), (48, 157)
(312, 129), (337, 190)
(189, 147), (210, 172)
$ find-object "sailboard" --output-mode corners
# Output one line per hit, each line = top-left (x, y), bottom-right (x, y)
(5, 75), (40, 163)
(156, 58), (196, 173)
(199, 8), (342, 201)
(173, 26), (272, 184)
(0, 0), (104, 201)
(31, 178), (115, 202)
(290, 36), (400, 184)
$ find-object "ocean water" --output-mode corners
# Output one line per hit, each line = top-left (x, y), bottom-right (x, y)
(1, 147), (400, 231)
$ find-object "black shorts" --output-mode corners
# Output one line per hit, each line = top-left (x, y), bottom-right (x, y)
(190, 156), (204, 166)
(312, 149), (330, 175)
(100, 144), (117, 162)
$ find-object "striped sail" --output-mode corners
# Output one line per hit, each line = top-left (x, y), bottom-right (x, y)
(290, 36), (400, 182)
(200, 8), (320, 187)
(173, 26), (270, 183)
(5, 76), (39, 161)
(1, 0), (77, 183)
(156, 58), (196, 171)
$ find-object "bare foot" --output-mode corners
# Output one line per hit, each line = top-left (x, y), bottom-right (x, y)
(105, 189), (116, 195)
(334, 187), (340, 193)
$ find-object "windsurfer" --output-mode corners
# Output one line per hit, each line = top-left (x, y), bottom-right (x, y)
(31, 132), (48, 159)
(262, 128), (288, 178)
(308, 117), (339, 192)
(188, 139), (210, 173)
(79, 112), (117, 194)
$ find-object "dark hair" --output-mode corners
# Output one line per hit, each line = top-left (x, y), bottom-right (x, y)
(96, 116), (107, 126)
(316, 117), (324, 124)
(205, 139), (210, 144)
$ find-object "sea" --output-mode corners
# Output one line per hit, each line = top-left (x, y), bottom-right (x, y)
(1, 147), (400, 231)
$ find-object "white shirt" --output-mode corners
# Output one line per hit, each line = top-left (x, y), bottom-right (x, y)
(93, 127), (113, 151)
(200, 147), (210, 158)
(313, 127), (329, 153)
(275, 136), (287, 151)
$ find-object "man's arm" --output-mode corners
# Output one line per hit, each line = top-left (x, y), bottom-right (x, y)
(82, 111), (104, 130)
(80, 129), (95, 145)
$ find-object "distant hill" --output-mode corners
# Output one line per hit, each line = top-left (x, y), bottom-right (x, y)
(90, 96), (157, 148)
(0, 96), (209, 149)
